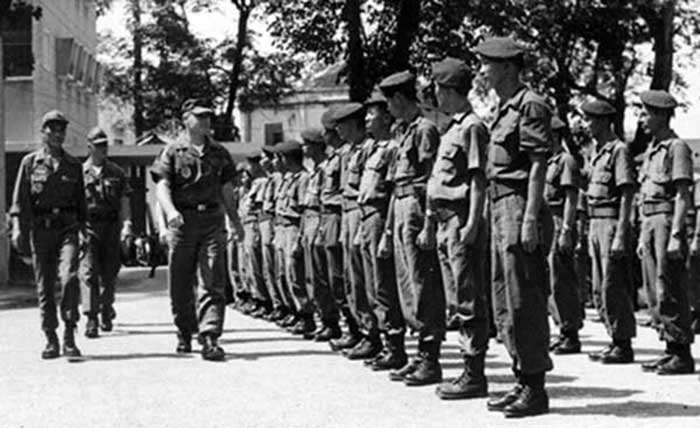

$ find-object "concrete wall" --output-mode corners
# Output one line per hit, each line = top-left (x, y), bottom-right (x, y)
(3, 0), (98, 151)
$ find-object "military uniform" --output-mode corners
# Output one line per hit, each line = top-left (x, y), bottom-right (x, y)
(259, 165), (286, 318)
(583, 101), (637, 359)
(233, 180), (252, 302)
(11, 110), (87, 358)
(150, 136), (236, 342)
(243, 172), (272, 314)
(80, 134), (132, 333)
(688, 176), (700, 328)
(274, 171), (299, 319)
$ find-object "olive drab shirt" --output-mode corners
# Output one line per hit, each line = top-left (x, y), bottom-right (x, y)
(638, 130), (693, 209)
(391, 115), (440, 187)
(11, 147), (87, 227)
(544, 150), (580, 209)
(83, 159), (132, 219)
(342, 141), (369, 201)
(150, 137), (237, 210)
(427, 111), (489, 203)
(321, 146), (345, 208)
(277, 169), (309, 221)
(586, 139), (635, 210)
(303, 161), (324, 210)
(244, 176), (267, 222)
(487, 86), (552, 186)
(357, 138), (397, 204)
(262, 172), (282, 215)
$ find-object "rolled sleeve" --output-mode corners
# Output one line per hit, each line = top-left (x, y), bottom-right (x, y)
(150, 147), (174, 183)
(519, 101), (552, 154)
(670, 140), (693, 184)
(613, 143), (635, 187)
(559, 153), (580, 189)
(417, 121), (439, 163)
(465, 123), (489, 172)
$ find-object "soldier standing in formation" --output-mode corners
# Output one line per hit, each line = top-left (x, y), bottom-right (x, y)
(11, 110), (87, 359)
(80, 127), (133, 338)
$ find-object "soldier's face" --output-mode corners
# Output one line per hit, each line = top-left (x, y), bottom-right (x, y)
(260, 152), (272, 170)
(41, 122), (67, 148)
(89, 144), (108, 163)
(184, 112), (212, 136)
(386, 93), (402, 119)
(583, 115), (608, 138)
(479, 57), (509, 90)
(336, 118), (358, 143)
(366, 105), (390, 137)
(640, 106), (669, 135)
(435, 84), (461, 114)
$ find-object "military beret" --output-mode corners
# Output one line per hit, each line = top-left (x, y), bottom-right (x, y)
(332, 103), (365, 123)
(261, 145), (276, 155)
(640, 90), (678, 110)
(245, 149), (262, 161)
(432, 57), (472, 89)
(378, 70), (416, 91)
(473, 37), (526, 60)
(181, 98), (214, 116)
(581, 100), (617, 117)
(274, 140), (303, 155)
(41, 110), (69, 127)
(365, 90), (388, 107)
(301, 128), (325, 144)
(551, 116), (567, 131)
(87, 127), (109, 145)
(321, 107), (337, 130)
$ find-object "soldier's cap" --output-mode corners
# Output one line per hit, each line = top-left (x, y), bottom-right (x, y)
(301, 128), (325, 145)
(551, 116), (567, 131)
(261, 144), (276, 155)
(640, 90), (678, 110)
(432, 57), (472, 89)
(581, 99), (617, 117)
(41, 110), (69, 128)
(245, 149), (262, 161)
(273, 140), (303, 156)
(236, 163), (251, 174)
(365, 89), (388, 107)
(378, 70), (416, 91)
(473, 37), (526, 61)
(87, 127), (109, 145)
(321, 107), (338, 130)
(332, 103), (365, 123)
(181, 98), (214, 116)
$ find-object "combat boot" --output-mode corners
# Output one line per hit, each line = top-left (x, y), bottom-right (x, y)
(503, 379), (549, 418)
(344, 336), (381, 360)
(201, 335), (225, 361)
(85, 315), (99, 339)
(389, 358), (421, 381)
(329, 315), (361, 351)
(42, 330), (60, 360)
(371, 334), (408, 371)
(588, 343), (614, 361)
(62, 325), (82, 358)
(656, 343), (695, 375)
(314, 323), (342, 342)
(487, 384), (523, 411)
(436, 354), (488, 399)
(176, 331), (192, 353)
(100, 306), (115, 332)
(553, 332), (581, 355)
(403, 341), (442, 386)
(600, 340), (634, 364)
(642, 343), (672, 372)
(290, 314), (316, 339)
(281, 313), (299, 328)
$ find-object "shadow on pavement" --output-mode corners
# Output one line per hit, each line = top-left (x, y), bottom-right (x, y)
(219, 336), (305, 345)
(582, 340), (662, 356)
(548, 385), (642, 400)
(553, 401), (700, 417)
(115, 322), (173, 328)
(488, 374), (577, 384)
(441, 360), (512, 371)
(228, 349), (337, 360)
(83, 352), (194, 361)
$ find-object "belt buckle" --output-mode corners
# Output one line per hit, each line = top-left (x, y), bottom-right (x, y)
(52, 207), (60, 215)
(196, 204), (206, 212)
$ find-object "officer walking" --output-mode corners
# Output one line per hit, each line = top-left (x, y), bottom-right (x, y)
(545, 116), (583, 354)
(151, 99), (243, 361)
(10, 110), (87, 359)
(300, 128), (342, 340)
(80, 127), (133, 338)
(378, 71), (445, 386)
(358, 91), (406, 371)
(473, 37), (553, 417)
(636, 90), (695, 375)
(582, 100), (637, 365)
(427, 58), (491, 400)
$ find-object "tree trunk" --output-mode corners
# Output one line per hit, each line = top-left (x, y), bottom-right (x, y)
(0, 33), (9, 286)
(391, 0), (420, 72)
(224, 3), (251, 140)
(345, 0), (367, 101)
(132, 0), (145, 139)
(649, 0), (675, 90)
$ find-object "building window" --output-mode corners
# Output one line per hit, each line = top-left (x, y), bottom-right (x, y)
(1, 13), (33, 77)
(264, 123), (284, 146)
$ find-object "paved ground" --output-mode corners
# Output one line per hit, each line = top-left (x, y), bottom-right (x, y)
(2, 268), (700, 428)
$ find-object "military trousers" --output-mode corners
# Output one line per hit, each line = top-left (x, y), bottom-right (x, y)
(360, 206), (402, 335)
(491, 192), (552, 375)
(436, 203), (489, 357)
(687, 253), (700, 315)
(640, 213), (693, 344)
(273, 222), (294, 310)
(244, 220), (269, 303)
(168, 210), (227, 338)
(588, 217), (636, 341)
(392, 194), (445, 342)
(282, 222), (313, 315)
(80, 220), (122, 316)
(343, 206), (376, 337)
(320, 211), (354, 326)
(31, 224), (81, 331)
(259, 217), (283, 309)
(548, 214), (583, 334)
(302, 211), (339, 324)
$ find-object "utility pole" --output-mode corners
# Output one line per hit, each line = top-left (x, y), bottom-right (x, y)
(0, 32), (8, 287)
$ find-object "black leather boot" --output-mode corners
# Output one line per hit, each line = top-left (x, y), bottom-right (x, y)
(403, 341), (442, 386)
(371, 334), (408, 371)
(201, 335), (225, 361)
(553, 331), (581, 355)
(436, 354), (488, 399)
(600, 339), (634, 364)
(42, 330), (60, 360)
(503, 373), (549, 418)
(100, 306), (115, 332)
(62, 325), (82, 358)
(85, 315), (99, 339)
(657, 343), (695, 375)
(314, 323), (342, 342)
(487, 384), (523, 411)
(176, 331), (192, 353)
(344, 336), (382, 360)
